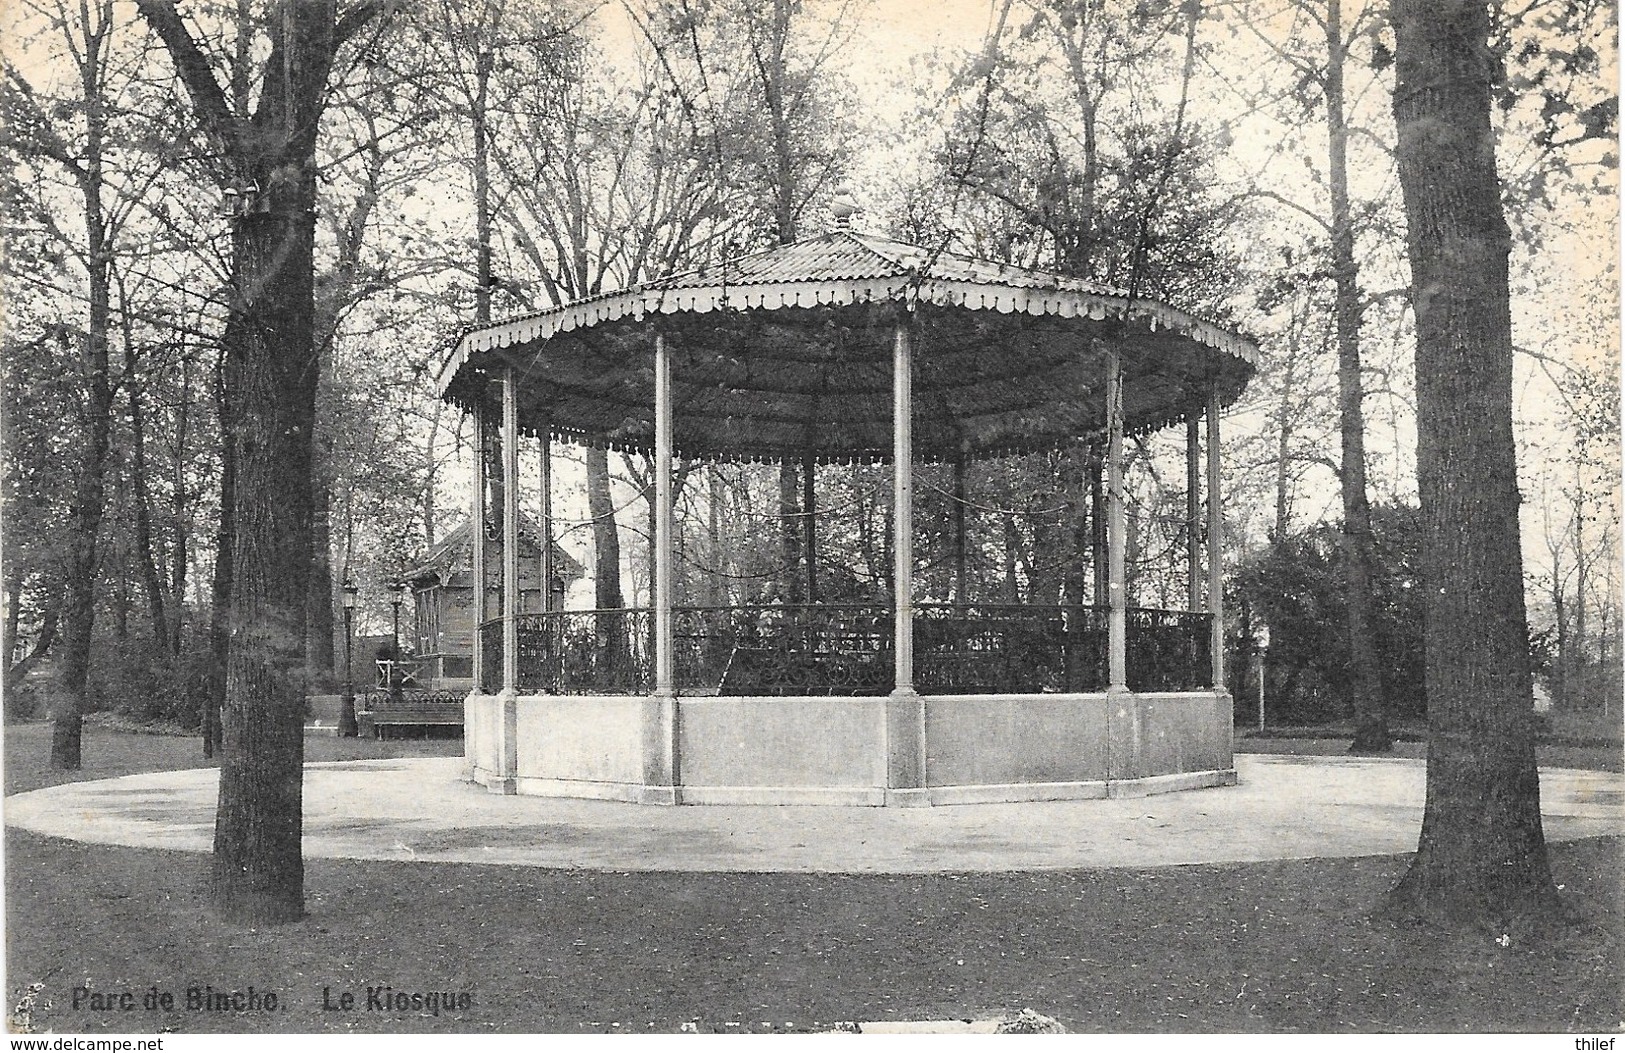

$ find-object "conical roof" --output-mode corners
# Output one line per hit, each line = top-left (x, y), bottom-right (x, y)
(436, 230), (1256, 464)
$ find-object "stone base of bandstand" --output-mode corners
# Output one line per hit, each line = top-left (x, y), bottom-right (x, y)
(465, 689), (1236, 806)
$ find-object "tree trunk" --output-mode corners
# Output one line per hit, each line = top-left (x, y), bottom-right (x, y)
(127, 342), (171, 654)
(1089, 446), (1107, 607)
(169, 357), (192, 655)
(780, 462), (802, 603)
(205, 356), (234, 761)
(139, 0), (381, 926)
(758, 0), (804, 606)
(5, 602), (59, 700)
(423, 405), (440, 549)
(1387, 0), (1561, 928)
(858, 479), (882, 591)
(113, 530), (130, 645)
(1272, 305), (1302, 540)
(52, 210), (113, 773)
(1325, 0), (1390, 753)
(585, 447), (623, 608)
(4, 577), (18, 670)
(1001, 512), (1022, 604)
(306, 439), (336, 680)
(49, 2), (118, 769)
(209, 182), (320, 924)
(952, 456), (969, 603)
(1571, 476), (1588, 703)
(705, 468), (725, 606)
(1062, 450), (1089, 608)
(585, 445), (626, 672)
(1551, 576), (1568, 707)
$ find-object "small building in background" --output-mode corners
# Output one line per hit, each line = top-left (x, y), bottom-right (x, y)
(403, 515), (583, 692)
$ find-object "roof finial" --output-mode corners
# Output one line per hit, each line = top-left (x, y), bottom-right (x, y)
(829, 187), (860, 232)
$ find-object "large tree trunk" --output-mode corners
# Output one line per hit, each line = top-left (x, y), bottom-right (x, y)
(1325, 0), (1389, 753)
(139, 0), (381, 926)
(1387, 0), (1560, 928)
(212, 191), (319, 922)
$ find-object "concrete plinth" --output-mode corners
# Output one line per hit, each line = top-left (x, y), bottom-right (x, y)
(463, 689), (1236, 806)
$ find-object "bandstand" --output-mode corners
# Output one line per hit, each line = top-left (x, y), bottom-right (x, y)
(435, 220), (1256, 805)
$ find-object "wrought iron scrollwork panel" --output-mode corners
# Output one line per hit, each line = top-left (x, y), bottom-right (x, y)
(483, 604), (1211, 696)
(678, 605), (892, 696)
(1125, 609), (1213, 691)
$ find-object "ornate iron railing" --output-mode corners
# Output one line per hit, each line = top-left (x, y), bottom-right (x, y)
(914, 603), (1106, 693)
(479, 604), (1213, 696)
(1126, 608), (1213, 692)
(481, 610), (653, 694)
(676, 604), (892, 696)
(359, 688), (467, 711)
(479, 622), (498, 692)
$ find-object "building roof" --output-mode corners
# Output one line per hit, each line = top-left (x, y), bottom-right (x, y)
(436, 229), (1257, 464)
(404, 516), (584, 588)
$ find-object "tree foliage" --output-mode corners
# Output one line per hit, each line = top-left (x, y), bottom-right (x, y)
(1235, 503), (1424, 724)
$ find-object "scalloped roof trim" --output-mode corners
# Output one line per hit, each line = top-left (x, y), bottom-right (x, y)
(437, 278), (1258, 395)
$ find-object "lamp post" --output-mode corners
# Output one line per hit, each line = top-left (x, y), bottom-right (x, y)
(1256, 624), (1271, 734)
(339, 578), (359, 738)
(388, 580), (408, 705)
(389, 580), (406, 658)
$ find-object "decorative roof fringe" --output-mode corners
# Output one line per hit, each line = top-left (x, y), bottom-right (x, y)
(438, 276), (1258, 396)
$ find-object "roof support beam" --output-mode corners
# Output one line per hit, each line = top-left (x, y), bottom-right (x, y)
(1187, 412), (1202, 613)
(538, 430), (553, 616)
(496, 368), (521, 793)
(502, 369), (520, 697)
(643, 331), (679, 805)
(802, 452), (818, 603)
(1207, 386), (1227, 692)
(886, 319), (927, 807)
(892, 322), (915, 696)
(470, 398), (487, 695)
(1107, 347), (1128, 694)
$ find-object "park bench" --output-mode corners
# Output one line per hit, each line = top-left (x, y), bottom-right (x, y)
(361, 663), (464, 738)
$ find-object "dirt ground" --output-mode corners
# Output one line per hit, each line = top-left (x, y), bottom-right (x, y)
(4, 722), (1620, 1034)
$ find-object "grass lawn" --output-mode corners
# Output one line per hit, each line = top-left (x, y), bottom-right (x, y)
(4, 723), (1621, 1034)
(1234, 733), (1623, 773)
(2, 721), (461, 797)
